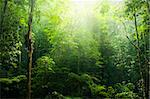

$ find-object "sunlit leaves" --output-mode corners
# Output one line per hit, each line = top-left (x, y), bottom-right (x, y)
(36, 56), (55, 71)
(0, 0), (29, 77)
(0, 75), (26, 84)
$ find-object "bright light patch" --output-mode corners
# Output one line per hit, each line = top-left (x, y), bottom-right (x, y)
(64, 0), (123, 32)
(69, 0), (98, 16)
(71, 0), (98, 3)
(70, 0), (98, 7)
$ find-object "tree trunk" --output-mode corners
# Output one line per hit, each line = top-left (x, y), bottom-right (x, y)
(0, 0), (8, 33)
(27, 0), (34, 99)
(133, 13), (146, 99)
(145, 1), (150, 98)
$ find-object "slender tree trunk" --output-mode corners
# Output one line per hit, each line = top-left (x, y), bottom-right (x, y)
(0, 0), (8, 77)
(27, 0), (34, 99)
(133, 13), (146, 99)
(145, 1), (150, 98)
(0, 0), (8, 33)
(77, 51), (80, 74)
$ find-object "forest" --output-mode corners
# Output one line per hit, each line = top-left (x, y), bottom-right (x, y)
(0, 0), (149, 98)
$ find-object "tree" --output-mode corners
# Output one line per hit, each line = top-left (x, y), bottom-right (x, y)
(125, 0), (150, 98)
(27, 0), (34, 98)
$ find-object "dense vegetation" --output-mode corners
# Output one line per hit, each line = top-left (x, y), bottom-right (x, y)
(0, 0), (149, 98)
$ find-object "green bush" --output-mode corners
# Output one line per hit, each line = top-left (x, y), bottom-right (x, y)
(0, 75), (27, 98)
(107, 86), (115, 97)
(114, 82), (138, 98)
(115, 92), (138, 99)
(32, 56), (56, 97)
(90, 85), (109, 98)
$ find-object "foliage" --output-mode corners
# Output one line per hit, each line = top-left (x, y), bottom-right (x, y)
(0, 75), (27, 98)
(115, 92), (138, 99)
(0, 0), (147, 98)
(0, 0), (28, 77)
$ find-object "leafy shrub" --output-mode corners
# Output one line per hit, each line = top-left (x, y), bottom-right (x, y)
(32, 56), (55, 97)
(65, 73), (86, 96)
(45, 91), (65, 99)
(114, 82), (134, 93)
(35, 56), (55, 72)
(114, 82), (138, 98)
(65, 73), (108, 98)
(90, 85), (108, 98)
(0, 75), (27, 98)
(115, 92), (138, 99)
(0, 75), (26, 84)
(107, 86), (115, 97)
